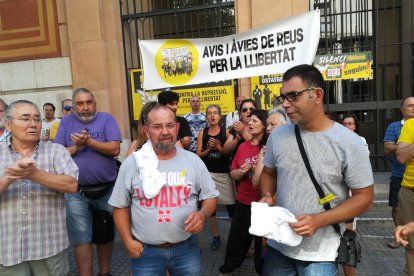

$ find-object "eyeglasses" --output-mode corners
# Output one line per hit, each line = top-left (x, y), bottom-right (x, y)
(63, 106), (72, 111)
(148, 123), (176, 132)
(12, 116), (41, 124)
(343, 122), (355, 125)
(241, 107), (255, 113)
(275, 87), (316, 104)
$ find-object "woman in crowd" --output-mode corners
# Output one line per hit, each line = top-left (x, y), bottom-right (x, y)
(197, 104), (236, 250)
(342, 114), (369, 154)
(220, 109), (268, 275)
(223, 99), (257, 154)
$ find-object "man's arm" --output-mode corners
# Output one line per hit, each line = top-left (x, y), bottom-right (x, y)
(179, 136), (191, 150)
(259, 166), (277, 206)
(71, 130), (120, 157)
(290, 185), (373, 237)
(396, 142), (414, 163)
(3, 162), (77, 193)
(384, 141), (397, 156)
(113, 207), (144, 258)
(0, 176), (14, 193)
(184, 197), (216, 233)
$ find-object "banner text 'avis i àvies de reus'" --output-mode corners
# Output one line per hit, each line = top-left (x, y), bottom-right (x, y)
(139, 10), (321, 90)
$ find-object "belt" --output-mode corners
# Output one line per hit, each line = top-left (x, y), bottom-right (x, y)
(133, 235), (188, 249)
(404, 187), (414, 192)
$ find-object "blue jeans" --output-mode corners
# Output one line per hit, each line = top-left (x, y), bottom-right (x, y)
(65, 188), (114, 245)
(263, 246), (337, 276)
(131, 235), (200, 276)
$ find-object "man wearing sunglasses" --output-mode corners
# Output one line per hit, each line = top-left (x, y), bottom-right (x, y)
(259, 64), (373, 275)
(49, 99), (73, 141)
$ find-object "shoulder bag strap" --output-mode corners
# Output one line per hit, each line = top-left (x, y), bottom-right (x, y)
(294, 125), (342, 235)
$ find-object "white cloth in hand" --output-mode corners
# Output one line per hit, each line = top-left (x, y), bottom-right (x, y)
(133, 141), (166, 199)
(249, 202), (302, 247)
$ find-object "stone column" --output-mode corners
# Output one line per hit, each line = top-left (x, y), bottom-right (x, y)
(65, 0), (130, 138)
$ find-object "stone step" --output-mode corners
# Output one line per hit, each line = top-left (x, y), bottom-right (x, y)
(374, 183), (389, 195)
(357, 208), (394, 228)
(357, 226), (395, 239)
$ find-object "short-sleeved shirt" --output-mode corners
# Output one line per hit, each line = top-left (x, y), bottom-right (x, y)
(398, 118), (414, 188)
(0, 138), (79, 266)
(176, 116), (191, 141)
(231, 141), (261, 205)
(108, 148), (219, 245)
(54, 112), (121, 186)
(384, 120), (405, 177)
(183, 112), (206, 152)
(263, 123), (373, 262)
(41, 118), (60, 141)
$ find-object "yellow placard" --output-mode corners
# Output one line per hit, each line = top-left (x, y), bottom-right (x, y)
(130, 69), (235, 120)
(250, 74), (283, 110)
(314, 51), (373, 80)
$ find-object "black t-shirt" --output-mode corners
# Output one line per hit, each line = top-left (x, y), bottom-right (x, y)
(201, 126), (229, 173)
(177, 116), (191, 139)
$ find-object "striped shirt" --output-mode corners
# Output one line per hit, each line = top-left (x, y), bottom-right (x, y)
(0, 137), (78, 266)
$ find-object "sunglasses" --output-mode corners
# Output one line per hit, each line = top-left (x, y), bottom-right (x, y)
(275, 87), (316, 104)
(241, 107), (255, 113)
(63, 106), (72, 111)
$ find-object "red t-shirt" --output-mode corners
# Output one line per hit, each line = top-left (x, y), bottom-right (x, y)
(231, 141), (261, 205)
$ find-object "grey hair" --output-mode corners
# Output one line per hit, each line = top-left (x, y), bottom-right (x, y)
(4, 100), (40, 121)
(61, 98), (72, 110)
(72, 87), (95, 103)
(268, 108), (289, 124)
(206, 104), (221, 115)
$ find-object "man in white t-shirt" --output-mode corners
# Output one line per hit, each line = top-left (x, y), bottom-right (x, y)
(41, 103), (60, 141)
(225, 96), (246, 128)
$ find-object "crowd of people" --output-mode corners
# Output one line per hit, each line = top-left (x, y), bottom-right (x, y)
(0, 64), (413, 276)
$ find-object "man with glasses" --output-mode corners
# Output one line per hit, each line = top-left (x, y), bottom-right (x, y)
(383, 97), (414, 249)
(259, 64), (373, 275)
(55, 88), (121, 276)
(0, 100), (78, 276)
(49, 99), (73, 141)
(158, 90), (192, 150)
(109, 104), (218, 275)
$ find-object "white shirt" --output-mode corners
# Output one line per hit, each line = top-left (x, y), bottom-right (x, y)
(225, 110), (239, 128)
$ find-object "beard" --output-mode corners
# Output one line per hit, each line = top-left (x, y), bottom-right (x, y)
(0, 120), (4, 129)
(154, 135), (176, 153)
(75, 111), (97, 123)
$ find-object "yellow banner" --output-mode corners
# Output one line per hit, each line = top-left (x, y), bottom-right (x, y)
(130, 69), (235, 120)
(250, 74), (283, 110)
(314, 51), (373, 80)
